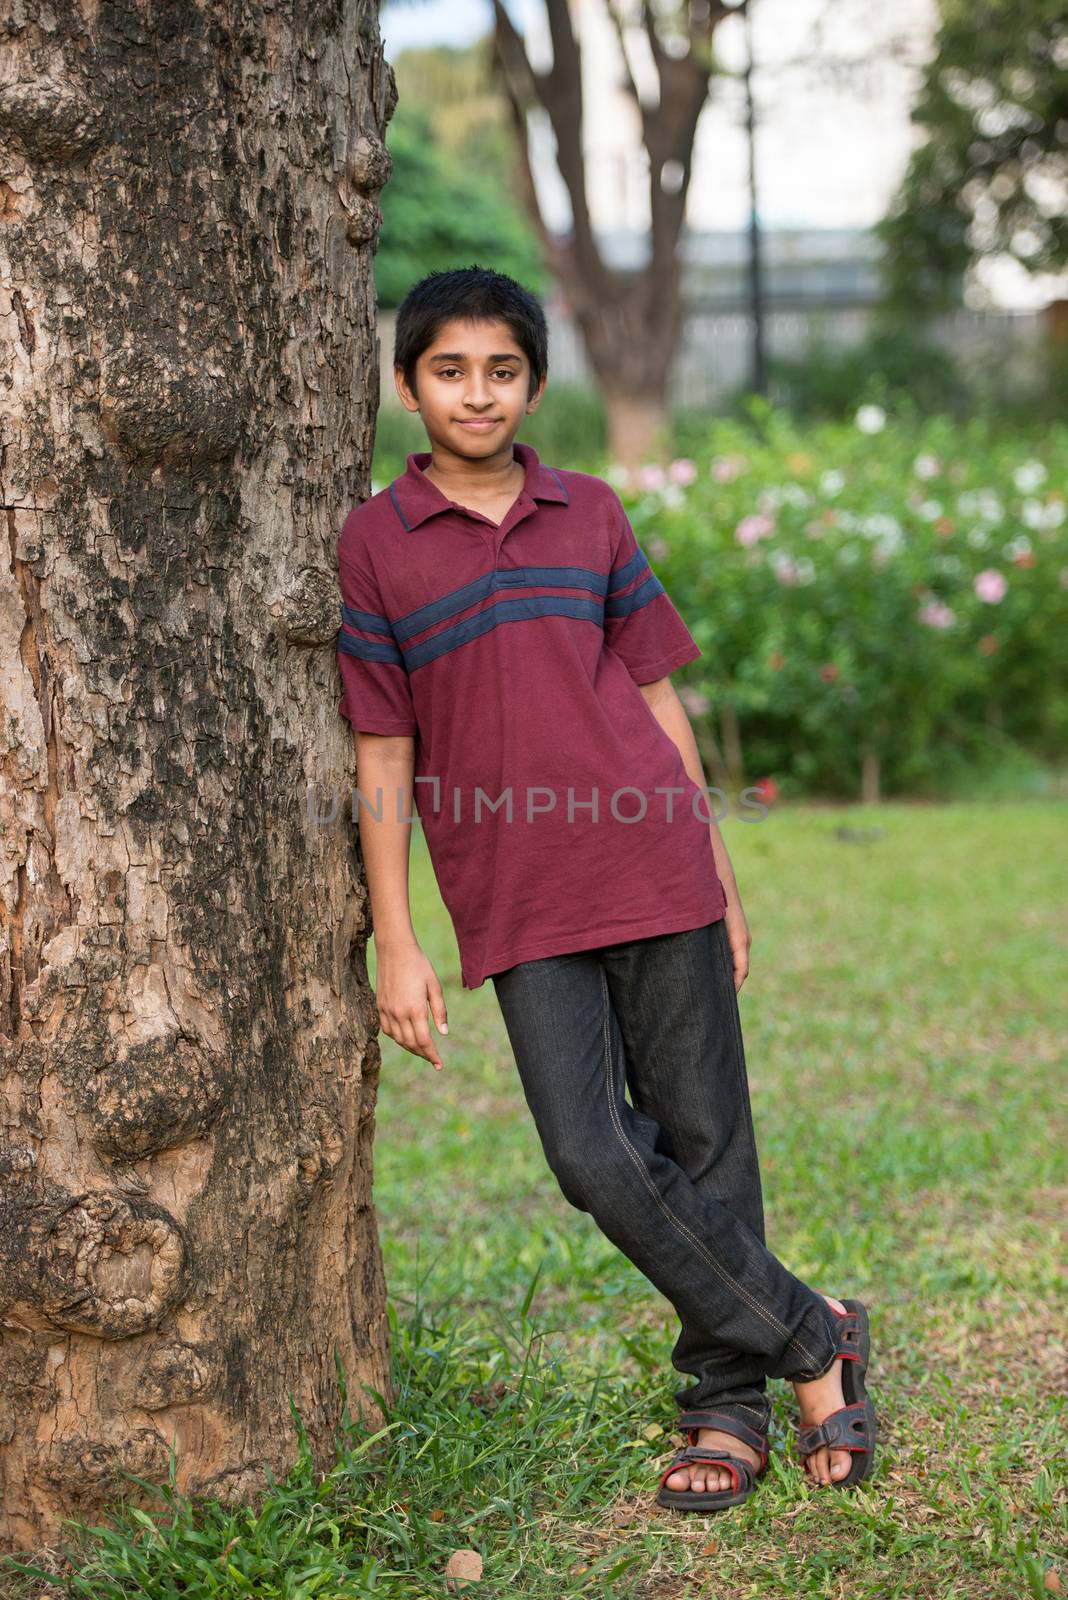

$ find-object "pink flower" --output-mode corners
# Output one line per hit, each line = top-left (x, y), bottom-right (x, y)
(647, 537), (670, 560)
(918, 600), (956, 629)
(818, 663), (839, 684)
(712, 454), (747, 483)
(773, 556), (800, 585)
(668, 457), (698, 485)
(735, 512), (775, 547)
(974, 569), (1007, 603)
(752, 776), (779, 805)
(637, 463), (666, 490)
(678, 686), (710, 716)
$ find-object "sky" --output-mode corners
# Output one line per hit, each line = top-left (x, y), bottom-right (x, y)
(379, 0), (1059, 310)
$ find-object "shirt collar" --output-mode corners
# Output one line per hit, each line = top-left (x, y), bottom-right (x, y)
(388, 439), (569, 532)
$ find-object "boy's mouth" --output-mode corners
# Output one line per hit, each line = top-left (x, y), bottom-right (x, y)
(456, 419), (502, 431)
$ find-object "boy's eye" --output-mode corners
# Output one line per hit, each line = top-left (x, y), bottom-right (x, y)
(438, 367), (516, 380)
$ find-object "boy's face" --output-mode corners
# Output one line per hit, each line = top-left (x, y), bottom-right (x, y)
(395, 317), (546, 457)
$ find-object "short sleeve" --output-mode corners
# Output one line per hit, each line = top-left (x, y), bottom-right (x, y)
(336, 518), (418, 736)
(603, 497), (702, 684)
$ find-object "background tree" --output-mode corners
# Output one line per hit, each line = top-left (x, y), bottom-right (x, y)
(376, 87), (545, 306)
(877, 0), (1068, 315)
(0, 0), (393, 1551)
(489, 0), (744, 465)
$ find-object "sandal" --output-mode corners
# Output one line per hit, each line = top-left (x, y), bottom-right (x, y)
(655, 1408), (769, 1512)
(795, 1297), (877, 1488)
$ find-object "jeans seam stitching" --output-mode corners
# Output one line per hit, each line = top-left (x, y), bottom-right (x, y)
(597, 966), (824, 1371)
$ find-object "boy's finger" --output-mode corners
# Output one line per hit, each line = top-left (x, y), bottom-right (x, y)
(428, 980), (449, 1035)
(411, 1014), (443, 1071)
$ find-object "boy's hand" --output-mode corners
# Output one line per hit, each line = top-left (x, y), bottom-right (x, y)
(373, 941), (450, 1069)
(724, 903), (751, 994)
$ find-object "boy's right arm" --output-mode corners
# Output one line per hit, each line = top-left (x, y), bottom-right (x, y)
(354, 730), (449, 1071)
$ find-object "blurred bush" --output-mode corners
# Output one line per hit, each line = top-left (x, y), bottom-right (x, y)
(611, 403), (1067, 801)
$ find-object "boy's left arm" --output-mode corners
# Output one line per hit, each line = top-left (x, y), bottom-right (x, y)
(639, 674), (751, 992)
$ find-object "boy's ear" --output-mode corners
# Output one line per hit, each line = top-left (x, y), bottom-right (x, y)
(526, 373), (548, 413)
(394, 364), (420, 412)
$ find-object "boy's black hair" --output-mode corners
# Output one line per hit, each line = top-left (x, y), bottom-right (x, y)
(393, 265), (548, 402)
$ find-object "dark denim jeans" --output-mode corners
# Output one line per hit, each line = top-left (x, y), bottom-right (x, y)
(490, 916), (840, 1434)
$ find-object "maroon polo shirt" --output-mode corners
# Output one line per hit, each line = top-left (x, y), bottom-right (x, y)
(336, 440), (726, 989)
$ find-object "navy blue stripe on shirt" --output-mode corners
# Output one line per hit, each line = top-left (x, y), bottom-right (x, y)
(391, 565), (609, 643)
(604, 570), (664, 617)
(607, 548), (651, 594)
(389, 483), (412, 531)
(403, 594), (606, 671)
(545, 466), (570, 502)
(339, 603), (394, 636)
(337, 627), (406, 666)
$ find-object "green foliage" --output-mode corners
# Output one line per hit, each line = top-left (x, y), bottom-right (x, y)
(764, 319), (966, 420)
(376, 100), (546, 309)
(877, 0), (1068, 314)
(611, 406), (1068, 798)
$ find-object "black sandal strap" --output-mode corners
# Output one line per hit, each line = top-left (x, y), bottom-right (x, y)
(796, 1403), (873, 1457)
(676, 1409), (767, 1455)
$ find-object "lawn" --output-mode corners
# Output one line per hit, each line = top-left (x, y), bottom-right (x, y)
(366, 799), (1066, 1598)
(6, 800), (1064, 1598)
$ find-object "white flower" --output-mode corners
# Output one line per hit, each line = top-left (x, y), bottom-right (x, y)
(820, 469), (845, 496)
(855, 404), (887, 433)
(837, 543), (861, 567)
(966, 527), (991, 549)
(860, 513), (903, 539)
(874, 528), (905, 558)
(958, 489), (1004, 523)
(1021, 497), (1065, 531)
(794, 555), (817, 584)
(917, 500), (944, 521)
(914, 453), (942, 480)
(1002, 534), (1032, 560)
(604, 461), (633, 489)
(1013, 460), (1047, 493)
(661, 484), (686, 509)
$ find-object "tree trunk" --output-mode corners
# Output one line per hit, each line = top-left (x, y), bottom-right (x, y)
(0, 1), (395, 1552)
(719, 696), (745, 794)
(603, 390), (671, 471)
(860, 743), (882, 804)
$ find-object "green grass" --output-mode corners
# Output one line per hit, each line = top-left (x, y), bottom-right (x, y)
(6, 801), (1065, 1598)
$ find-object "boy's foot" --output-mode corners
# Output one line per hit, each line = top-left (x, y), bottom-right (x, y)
(661, 1293), (852, 1495)
(792, 1294), (853, 1486)
(661, 1422), (763, 1496)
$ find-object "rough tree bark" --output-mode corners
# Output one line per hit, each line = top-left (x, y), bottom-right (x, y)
(490, 0), (741, 468)
(0, 1), (395, 1553)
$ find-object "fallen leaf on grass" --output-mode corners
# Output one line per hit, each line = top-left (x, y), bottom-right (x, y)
(445, 1548), (483, 1589)
(642, 1423), (663, 1440)
(429, 1508), (445, 1522)
(700, 1538), (719, 1555)
(1044, 1571), (1062, 1595)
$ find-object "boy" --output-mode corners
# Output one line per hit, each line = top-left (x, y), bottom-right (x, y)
(335, 266), (877, 1511)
